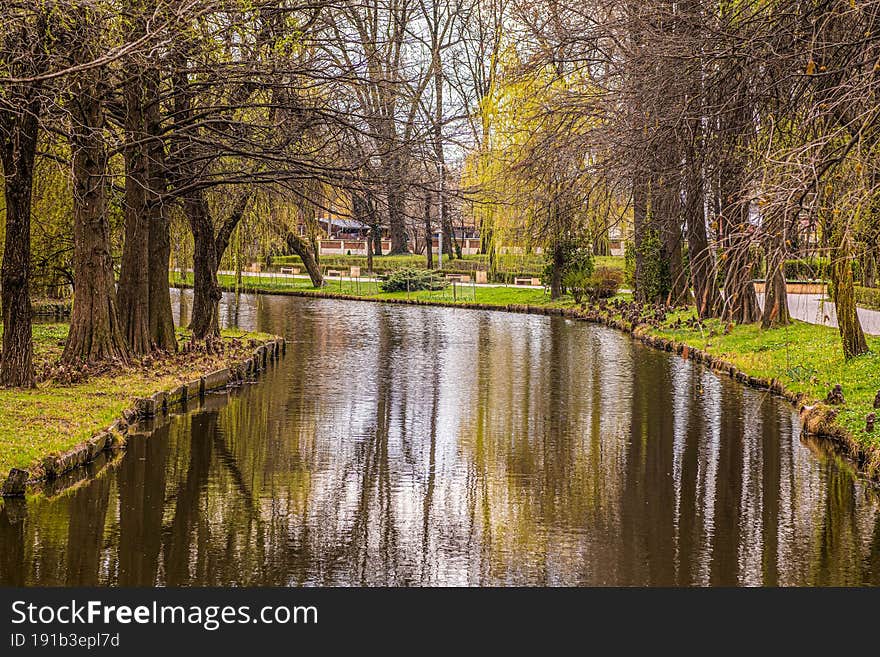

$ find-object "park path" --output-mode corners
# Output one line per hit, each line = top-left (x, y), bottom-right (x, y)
(758, 293), (880, 336)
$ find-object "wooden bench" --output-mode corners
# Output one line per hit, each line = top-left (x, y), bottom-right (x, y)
(514, 277), (541, 286)
(326, 269), (344, 277)
(445, 273), (471, 283)
(279, 267), (301, 275)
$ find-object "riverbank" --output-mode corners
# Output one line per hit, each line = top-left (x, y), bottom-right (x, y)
(268, 252), (624, 282)
(0, 324), (281, 494)
(181, 275), (880, 480)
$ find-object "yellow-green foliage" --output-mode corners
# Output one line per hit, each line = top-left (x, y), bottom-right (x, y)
(460, 53), (629, 257)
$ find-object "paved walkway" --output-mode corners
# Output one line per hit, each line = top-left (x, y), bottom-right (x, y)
(757, 293), (880, 336)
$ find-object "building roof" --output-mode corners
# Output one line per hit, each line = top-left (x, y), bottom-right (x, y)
(317, 217), (364, 230)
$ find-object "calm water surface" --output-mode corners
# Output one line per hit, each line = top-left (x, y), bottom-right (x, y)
(2, 291), (880, 586)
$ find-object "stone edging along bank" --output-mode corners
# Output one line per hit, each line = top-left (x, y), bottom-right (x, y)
(0, 337), (286, 497)
(193, 282), (880, 483)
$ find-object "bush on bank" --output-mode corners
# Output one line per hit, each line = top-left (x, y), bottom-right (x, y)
(380, 268), (449, 292)
(855, 285), (880, 311)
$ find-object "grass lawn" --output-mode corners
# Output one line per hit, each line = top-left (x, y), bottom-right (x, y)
(0, 324), (274, 478)
(199, 271), (571, 307)
(594, 255), (626, 270)
(649, 311), (880, 449)
(268, 252), (626, 281)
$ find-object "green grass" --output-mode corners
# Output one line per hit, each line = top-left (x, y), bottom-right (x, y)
(194, 271), (571, 307)
(270, 252), (548, 280)
(249, 252), (625, 285)
(649, 312), (880, 448)
(0, 324), (273, 478)
(595, 255), (625, 270)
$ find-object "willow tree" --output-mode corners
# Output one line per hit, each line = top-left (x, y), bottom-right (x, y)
(821, 180), (869, 360)
(462, 52), (614, 299)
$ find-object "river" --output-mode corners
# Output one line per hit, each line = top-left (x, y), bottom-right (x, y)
(1, 290), (879, 586)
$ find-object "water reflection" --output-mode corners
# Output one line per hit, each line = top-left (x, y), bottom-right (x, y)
(2, 292), (880, 586)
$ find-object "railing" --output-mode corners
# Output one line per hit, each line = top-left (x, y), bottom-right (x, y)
(317, 238), (483, 256)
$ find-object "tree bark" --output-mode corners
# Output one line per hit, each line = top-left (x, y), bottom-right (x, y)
(722, 230), (761, 324)
(685, 174), (720, 318)
(632, 173), (648, 303)
(719, 166), (759, 323)
(864, 251), (877, 289)
(683, 107), (720, 318)
(424, 192), (433, 269)
(63, 70), (129, 365)
(440, 182), (456, 260)
(550, 239), (565, 300)
(761, 246), (791, 329)
(830, 253), (869, 360)
(149, 204), (177, 350)
(0, 102), (39, 387)
(373, 229), (383, 256)
(287, 233), (324, 287)
(118, 71), (152, 354)
(387, 177), (408, 254)
(145, 70), (176, 352)
(118, 55), (176, 353)
(186, 194), (222, 340)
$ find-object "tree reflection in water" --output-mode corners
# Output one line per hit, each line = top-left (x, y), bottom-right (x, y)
(2, 292), (880, 586)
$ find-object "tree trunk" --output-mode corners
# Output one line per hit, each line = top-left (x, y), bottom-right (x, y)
(550, 239), (565, 300)
(187, 194), (222, 340)
(761, 247), (791, 329)
(440, 190), (457, 261)
(0, 106), (38, 387)
(722, 233), (761, 324)
(387, 183), (408, 254)
(117, 71), (152, 354)
(63, 74), (129, 365)
(686, 195), (720, 318)
(145, 76), (176, 352)
(149, 206), (177, 350)
(424, 192), (433, 269)
(831, 254), (869, 360)
(373, 228), (383, 256)
(719, 164), (759, 323)
(864, 251), (877, 289)
(632, 174), (648, 304)
(662, 214), (688, 307)
(287, 233), (324, 287)
(684, 128), (720, 318)
(653, 149), (689, 306)
(119, 64), (175, 353)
